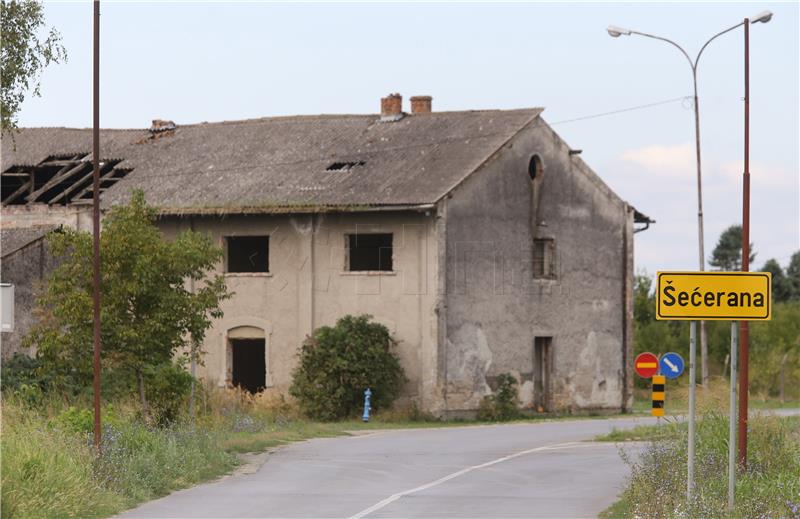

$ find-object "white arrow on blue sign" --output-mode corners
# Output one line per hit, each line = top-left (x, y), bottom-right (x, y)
(659, 352), (685, 380)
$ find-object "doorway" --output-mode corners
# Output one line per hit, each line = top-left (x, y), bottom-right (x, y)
(534, 337), (552, 411)
(231, 338), (266, 393)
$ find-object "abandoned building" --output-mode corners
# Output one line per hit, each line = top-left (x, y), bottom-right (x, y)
(1, 94), (652, 415)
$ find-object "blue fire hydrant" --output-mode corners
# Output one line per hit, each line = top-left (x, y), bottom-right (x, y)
(362, 388), (372, 422)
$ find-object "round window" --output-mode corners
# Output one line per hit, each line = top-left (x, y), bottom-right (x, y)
(528, 155), (543, 181)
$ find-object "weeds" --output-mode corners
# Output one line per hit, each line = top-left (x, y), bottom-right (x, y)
(605, 413), (800, 518)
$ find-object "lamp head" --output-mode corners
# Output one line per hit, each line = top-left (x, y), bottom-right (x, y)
(750, 10), (773, 23)
(607, 25), (632, 38)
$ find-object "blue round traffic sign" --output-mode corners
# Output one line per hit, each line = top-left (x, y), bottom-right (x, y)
(659, 352), (685, 380)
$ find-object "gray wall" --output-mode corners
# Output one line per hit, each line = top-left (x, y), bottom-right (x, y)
(440, 119), (634, 413)
(0, 238), (59, 358)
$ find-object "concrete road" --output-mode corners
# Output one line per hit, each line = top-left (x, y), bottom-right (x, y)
(118, 415), (657, 519)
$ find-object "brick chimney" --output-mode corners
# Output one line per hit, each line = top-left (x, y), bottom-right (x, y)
(410, 96), (432, 114)
(380, 93), (403, 121)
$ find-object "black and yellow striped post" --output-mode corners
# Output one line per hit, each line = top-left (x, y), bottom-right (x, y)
(652, 375), (665, 417)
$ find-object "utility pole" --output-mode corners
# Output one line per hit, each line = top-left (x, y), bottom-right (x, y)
(738, 17), (751, 468)
(92, 0), (102, 453)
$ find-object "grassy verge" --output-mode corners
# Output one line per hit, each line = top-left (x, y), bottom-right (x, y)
(631, 377), (800, 415)
(599, 414), (800, 518)
(2, 385), (632, 519)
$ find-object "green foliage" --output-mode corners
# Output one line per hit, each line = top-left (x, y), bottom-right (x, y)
(787, 251), (800, 300)
(761, 258), (793, 303)
(289, 315), (406, 421)
(708, 224), (755, 271)
(477, 373), (520, 421)
(1, 396), (236, 519)
(50, 405), (121, 434)
(142, 361), (195, 425)
(749, 302), (800, 400)
(24, 191), (230, 415)
(0, 0), (66, 132)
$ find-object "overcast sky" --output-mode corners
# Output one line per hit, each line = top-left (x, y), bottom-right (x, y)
(17, 1), (800, 276)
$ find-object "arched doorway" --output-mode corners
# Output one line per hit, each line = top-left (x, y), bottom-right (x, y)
(228, 325), (266, 393)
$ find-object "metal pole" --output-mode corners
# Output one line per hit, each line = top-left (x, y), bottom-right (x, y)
(691, 69), (709, 388)
(728, 321), (738, 510)
(738, 18), (751, 469)
(688, 321), (697, 502)
(92, 0), (102, 453)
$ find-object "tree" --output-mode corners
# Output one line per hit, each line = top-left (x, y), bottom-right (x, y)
(787, 251), (800, 301)
(290, 315), (406, 420)
(1, 0), (66, 132)
(709, 224), (755, 271)
(760, 259), (792, 303)
(26, 191), (230, 419)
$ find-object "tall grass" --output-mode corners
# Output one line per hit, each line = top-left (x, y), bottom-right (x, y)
(1, 392), (238, 519)
(609, 413), (800, 518)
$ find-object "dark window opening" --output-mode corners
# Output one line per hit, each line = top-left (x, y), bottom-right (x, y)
(534, 337), (552, 411)
(326, 161), (365, 172)
(533, 238), (556, 279)
(226, 236), (269, 273)
(528, 155), (543, 181)
(231, 338), (266, 393)
(1, 154), (130, 206)
(348, 233), (392, 271)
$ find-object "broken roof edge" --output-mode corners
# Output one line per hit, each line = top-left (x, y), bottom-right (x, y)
(152, 202), (438, 217)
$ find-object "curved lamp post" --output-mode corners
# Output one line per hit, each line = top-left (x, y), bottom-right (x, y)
(607, 11), (772, 390)
(608, 12), (773, 497)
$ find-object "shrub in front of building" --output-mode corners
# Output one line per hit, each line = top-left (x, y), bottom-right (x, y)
(289, 315), (406, 421)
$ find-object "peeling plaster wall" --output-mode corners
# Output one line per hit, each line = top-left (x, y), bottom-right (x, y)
(442, 120), (633, 413)
(0, 238), (60, 358)
(159, 211), (441, 411)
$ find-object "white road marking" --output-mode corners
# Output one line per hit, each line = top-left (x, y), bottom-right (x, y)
(347, 441), (607, 519)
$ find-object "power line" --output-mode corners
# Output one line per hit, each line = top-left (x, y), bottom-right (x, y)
(548, 95), (691, 126)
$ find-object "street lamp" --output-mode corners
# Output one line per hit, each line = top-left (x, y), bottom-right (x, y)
(608, 11), (773, 497)
(606, 12), (772, 389)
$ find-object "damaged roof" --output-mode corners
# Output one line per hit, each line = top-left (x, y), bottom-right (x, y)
(1, 109), (543, 214)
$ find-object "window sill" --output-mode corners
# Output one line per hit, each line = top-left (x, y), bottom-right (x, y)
(340, 271), (398, 276)
(224, 272), (273, 278)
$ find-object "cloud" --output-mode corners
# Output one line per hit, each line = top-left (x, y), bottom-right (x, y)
(619, 142), (694, 178)
(718, 160), (797, 189)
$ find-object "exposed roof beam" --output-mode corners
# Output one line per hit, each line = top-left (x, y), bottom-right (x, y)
(2, 179), (33, 205)
(25, 158), (90, 202)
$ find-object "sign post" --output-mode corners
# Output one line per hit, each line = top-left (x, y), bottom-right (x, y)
(728, 322), (738, 510)
(656, 271), (771, 508)
(688, 321), (696, 502)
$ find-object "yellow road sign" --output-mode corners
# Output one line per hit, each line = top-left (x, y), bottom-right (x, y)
(656, 271), (771, 321)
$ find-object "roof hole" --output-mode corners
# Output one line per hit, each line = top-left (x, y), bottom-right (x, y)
(326, 161), (365, 172)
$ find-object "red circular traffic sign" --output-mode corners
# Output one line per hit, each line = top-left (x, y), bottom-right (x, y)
(634, 352), (659, 379)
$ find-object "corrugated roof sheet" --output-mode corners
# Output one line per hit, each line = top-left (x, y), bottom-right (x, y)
(1, 109), (542, 213)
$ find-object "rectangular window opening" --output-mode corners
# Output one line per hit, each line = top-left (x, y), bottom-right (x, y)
(226, 236), (269, 273)
(347, 233), (393, 272)
(533, 238), (556, 279)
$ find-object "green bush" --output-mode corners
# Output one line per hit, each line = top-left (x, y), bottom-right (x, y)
(289, 315), (406, 421)
(143, 361), (195, 425)
(477, 373), (520, 421)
